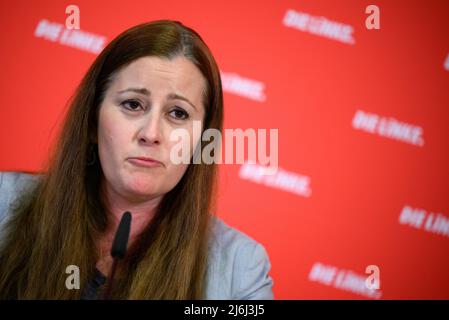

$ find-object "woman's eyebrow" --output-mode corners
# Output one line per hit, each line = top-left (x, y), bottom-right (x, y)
(117, 87), (197, 111)
(117, 87), (150, 96)
(167, 93), (198, 111)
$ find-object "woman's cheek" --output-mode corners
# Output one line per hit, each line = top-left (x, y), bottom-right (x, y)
(166, 162), (189, 190)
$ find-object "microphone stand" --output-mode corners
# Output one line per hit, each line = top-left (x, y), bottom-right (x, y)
(102, 211), (132, 300)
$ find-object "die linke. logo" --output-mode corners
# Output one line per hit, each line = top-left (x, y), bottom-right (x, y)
(34, 18), (106, 54)
(221, 71), (267, 102)
(309, 262), (382, 299)
(399, 205), (449, 238)
(283, 9), (356, 44)
(352, 110), (424, 147)
(239, 163), (312, 198)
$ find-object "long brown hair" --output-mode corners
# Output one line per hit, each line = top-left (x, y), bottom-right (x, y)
(0, 20), (223, 299)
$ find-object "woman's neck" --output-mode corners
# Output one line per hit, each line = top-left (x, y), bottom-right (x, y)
(96, 179), (163, 275)
(100, 179), (162, 238)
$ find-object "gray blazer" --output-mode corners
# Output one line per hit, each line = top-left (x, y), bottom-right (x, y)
(0, 171), (274, 299)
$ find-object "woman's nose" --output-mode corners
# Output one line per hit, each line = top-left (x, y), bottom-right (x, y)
(138, 114), (163, 145)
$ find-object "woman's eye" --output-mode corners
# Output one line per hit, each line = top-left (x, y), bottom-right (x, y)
(169, 108), (189, 120)
(121, 99), (143, 111)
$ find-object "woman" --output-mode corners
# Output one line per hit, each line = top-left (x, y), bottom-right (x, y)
(0, 20), (273, 299)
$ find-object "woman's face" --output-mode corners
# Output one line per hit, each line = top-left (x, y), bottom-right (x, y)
(96, 55), (206, 203)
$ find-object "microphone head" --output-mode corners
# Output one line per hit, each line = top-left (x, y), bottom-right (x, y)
(111, 211), (132, 259)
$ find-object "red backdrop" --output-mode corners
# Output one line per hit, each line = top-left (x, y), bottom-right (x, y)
(1, 0), (448, 299)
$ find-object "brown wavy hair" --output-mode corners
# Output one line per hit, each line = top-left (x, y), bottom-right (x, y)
(0, 20), (223, 299)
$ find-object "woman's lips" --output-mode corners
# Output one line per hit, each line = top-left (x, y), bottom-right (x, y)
(128, 157), (163, 168)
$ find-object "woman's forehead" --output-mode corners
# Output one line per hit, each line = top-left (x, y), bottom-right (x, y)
(110, 56), (206, 94)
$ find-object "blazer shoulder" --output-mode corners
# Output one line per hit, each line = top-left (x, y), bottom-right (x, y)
(206, 216), (274, 300)
(210, 216), (258, 251)
(0, 171), (42, 196)
(0, 171), (43, 227)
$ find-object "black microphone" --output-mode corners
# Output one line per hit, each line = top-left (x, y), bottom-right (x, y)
(102, 211), (132, 299)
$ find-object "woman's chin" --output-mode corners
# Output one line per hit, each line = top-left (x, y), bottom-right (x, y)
(126, 180), (160, 197)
